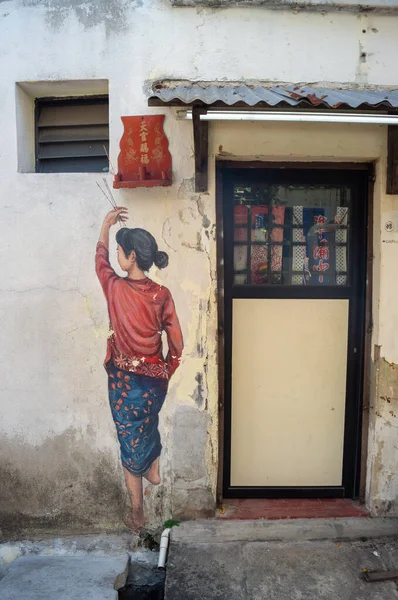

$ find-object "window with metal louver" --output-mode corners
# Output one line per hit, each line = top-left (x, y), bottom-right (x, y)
(35, 96), (109, 173)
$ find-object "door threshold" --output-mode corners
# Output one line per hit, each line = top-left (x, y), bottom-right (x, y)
(217, 498), (369, 520)
(172, 516), (398, 545)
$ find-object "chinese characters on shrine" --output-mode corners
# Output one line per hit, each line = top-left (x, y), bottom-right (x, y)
(139, 120), (149, 165)
(114, 115), (172, 188)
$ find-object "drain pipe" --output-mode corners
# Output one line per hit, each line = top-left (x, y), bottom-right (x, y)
(158, 528), (171, 570)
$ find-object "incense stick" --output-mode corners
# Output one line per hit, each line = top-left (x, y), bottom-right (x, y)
(102, 177), (117, 206)
(96, 181), (123, 227)
(96, 181), (116, 209)
(102, 177), (123, 227)
(98, 178), (124, 228)
(103, 145), (116, 175)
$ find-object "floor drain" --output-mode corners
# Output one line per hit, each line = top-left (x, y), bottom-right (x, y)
(118, 560), (166, 600)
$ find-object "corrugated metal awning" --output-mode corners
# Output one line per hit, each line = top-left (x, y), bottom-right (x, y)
(148, 82), (398, 109)
(149, 81), (398, 196)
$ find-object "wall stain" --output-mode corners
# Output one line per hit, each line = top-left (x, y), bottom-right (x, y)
(380, 396), (394, 403)
(195, 301), (205, 358)
(0, 429), (127, 540)
(191, 372), (205, 407)
(19, 0), (139, 34)
(202, 215), (211, 229)
(370, 356), (398, 516)
(355, 40), (369, 84)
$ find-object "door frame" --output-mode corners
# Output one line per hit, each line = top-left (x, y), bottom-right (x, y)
(216, 161), (374, 501)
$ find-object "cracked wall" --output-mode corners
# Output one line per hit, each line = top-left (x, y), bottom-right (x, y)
(1, 0), (398, 538)
(366, 357), (398, 515)
(171, 0), (398, 11)
(366, 186), (398, 515)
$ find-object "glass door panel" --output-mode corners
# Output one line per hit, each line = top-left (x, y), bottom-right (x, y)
(232, 184), (350, 286)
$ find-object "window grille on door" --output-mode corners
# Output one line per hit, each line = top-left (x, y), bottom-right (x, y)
(233, 184), (350, 287)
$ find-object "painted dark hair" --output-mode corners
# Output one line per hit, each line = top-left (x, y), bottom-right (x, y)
(115, 227), (169, 271)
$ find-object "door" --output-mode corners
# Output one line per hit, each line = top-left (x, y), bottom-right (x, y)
(219, 165), (368, 499)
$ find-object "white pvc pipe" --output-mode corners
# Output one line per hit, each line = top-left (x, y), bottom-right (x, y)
(182, 110), (398, 125)
(158, 528), (171, 570)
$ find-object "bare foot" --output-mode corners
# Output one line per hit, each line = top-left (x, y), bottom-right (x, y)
(143, 458), (161, 485)
(124, 507), (145, 533)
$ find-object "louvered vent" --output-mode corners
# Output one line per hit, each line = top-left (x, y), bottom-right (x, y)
(35, 97), (109, 173)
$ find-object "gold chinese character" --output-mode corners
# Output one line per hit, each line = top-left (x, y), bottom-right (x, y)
(152, 146), (164, 164)
(140, 142), (149, 153)
(125, 148), (137, 163)
(140, 132), (148, 142)
(141, 154), (149, 165)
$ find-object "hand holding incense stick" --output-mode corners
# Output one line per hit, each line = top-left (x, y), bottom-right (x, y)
(97, 146), (125, 226)
(96, 180), (125, 227)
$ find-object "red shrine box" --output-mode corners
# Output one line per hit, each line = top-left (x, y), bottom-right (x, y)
(113, 115), (172, 189)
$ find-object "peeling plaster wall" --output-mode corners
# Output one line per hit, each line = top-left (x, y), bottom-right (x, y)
(1, 0), (398, 537)
(171, 0), (398, 10)
(366, 187), (398, 514)
(366, 358), (398, 515)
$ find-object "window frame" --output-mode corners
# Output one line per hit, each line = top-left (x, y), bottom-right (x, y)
(34, 95), (109, 174)
(231, 182), (351, 287)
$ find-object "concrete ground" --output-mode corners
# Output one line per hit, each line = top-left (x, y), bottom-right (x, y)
(165, 518), (398, 600)
(1, 520), (398, 599)
(0, 535), (156, 600)
(0, 555), (128, 600)
(0, 533), (138, 580)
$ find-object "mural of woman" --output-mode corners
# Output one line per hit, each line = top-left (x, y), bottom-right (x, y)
(96, 207), (183, 530)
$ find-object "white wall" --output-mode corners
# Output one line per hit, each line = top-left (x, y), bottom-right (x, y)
(1, 0), (398, 533)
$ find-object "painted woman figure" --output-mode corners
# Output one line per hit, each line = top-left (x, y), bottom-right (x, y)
(96, 207), (183, 530)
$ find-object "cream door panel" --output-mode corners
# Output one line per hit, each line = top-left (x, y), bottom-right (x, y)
(231, 298), (349, 487)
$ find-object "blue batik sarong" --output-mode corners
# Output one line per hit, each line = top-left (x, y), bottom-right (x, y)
(108, 364), (168, 476)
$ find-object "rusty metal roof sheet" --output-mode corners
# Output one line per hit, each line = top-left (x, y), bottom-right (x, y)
(149, 83), (398, 109)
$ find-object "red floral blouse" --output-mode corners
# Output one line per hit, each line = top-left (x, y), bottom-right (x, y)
(96, 242), (183, 379)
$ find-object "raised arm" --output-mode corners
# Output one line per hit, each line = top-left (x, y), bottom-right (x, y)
(96, 208), (128, 296)
(99, 207), (128, 248)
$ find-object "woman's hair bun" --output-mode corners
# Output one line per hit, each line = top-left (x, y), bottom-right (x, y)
(154, 250), (169, 269)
